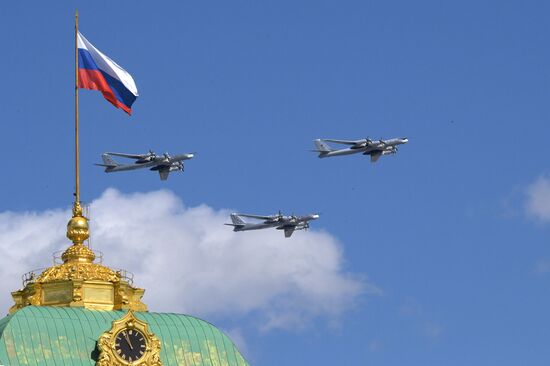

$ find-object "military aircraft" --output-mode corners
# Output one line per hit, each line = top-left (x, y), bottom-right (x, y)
(95, 150), (194, 180)
(312, 137), (408, 162)
(225, 211), (320, 238)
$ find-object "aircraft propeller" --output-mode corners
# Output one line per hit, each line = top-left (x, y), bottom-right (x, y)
(134, 150), (158, 164)
(263, 210), (283, 223)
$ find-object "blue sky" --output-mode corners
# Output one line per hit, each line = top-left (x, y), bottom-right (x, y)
(1, 1), (550, 365)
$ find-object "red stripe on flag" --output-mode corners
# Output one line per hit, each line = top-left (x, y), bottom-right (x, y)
(78, 69), (132, 115)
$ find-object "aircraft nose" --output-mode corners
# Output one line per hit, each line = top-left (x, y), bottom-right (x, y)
(312, 214), (320, 220)
(187, 153), (194, 159)
(402, 138), (408, 143)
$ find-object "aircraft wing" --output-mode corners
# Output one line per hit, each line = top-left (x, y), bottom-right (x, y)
(237, 213), (274, 220)
(104, 152), (145, 159)
(158, 168), (170, 181)
(370, 151), (382, 163)
(284, 227), (296, 238)
(323, 139), (361, 145)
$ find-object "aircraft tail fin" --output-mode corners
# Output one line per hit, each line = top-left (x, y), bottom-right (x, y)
(224, 213), (246, 231)
(314, 139), (333, 152)
(311, 139), (333, 157)
(101, 154), (119, 167)
(95, 154), (119, 171)
(230, 213), (246, 225)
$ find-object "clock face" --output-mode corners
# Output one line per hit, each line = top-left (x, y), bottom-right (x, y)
(114, 328), (147, 363)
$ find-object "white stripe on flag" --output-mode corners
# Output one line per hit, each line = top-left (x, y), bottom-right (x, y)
(77, 32), (138, 97)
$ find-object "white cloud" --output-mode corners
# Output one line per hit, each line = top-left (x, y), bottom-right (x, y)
(525, 176), (550, 223)
(0, 188), (368, 330)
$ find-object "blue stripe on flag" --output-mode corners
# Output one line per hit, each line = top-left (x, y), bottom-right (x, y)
(101, 71), (137, 109)
(78, 49), (99, 71)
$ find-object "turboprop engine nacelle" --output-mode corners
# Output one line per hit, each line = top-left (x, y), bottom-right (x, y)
(136, 156), (154, 164)
(170, 164), (183, 172)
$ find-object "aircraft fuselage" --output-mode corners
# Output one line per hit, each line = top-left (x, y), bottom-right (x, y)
(104, 153), (194, 172)
(318, 138), (408, 159)
(227, 214), (320, 237)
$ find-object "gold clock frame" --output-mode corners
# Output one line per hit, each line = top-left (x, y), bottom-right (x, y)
(97, 310), (162, 366)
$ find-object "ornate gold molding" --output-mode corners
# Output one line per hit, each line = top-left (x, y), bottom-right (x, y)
(97, 311), (162, 366)
(36, 262), (119, 283)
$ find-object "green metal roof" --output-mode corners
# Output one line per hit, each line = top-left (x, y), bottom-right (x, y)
(0, 306), (249, 366)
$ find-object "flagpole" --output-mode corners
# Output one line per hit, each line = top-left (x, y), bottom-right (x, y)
(74, 10), (80, 208)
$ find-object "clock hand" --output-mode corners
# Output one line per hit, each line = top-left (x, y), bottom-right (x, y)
(123, 331), (134, 350)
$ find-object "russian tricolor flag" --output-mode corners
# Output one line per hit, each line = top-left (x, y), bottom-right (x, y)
(77, 32), (138, 115)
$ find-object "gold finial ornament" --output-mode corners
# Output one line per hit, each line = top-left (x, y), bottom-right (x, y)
(67, 202), (90, 244)
(62, 202), (95, 263)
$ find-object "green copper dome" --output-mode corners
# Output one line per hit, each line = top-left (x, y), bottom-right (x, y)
(0, 306), (248, 366)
